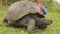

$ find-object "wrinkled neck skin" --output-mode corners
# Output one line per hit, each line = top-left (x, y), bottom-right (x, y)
(31, 13), (45, 21)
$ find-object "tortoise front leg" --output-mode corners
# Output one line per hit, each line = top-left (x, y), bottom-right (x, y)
(27, 18), (36, 34)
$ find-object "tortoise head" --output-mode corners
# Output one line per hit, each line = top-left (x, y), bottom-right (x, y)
(36, 18), (52, 29)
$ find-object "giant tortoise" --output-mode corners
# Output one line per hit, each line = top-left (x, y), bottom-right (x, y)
(3, 0), (52, 34)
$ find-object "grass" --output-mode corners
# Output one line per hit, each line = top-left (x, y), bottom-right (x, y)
(0, 5), (60, 34)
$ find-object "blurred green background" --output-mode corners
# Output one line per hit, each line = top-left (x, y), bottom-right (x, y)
(0, 0), (60, 34)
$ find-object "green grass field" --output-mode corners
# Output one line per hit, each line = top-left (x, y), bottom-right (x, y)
(0, 6), (60, 34)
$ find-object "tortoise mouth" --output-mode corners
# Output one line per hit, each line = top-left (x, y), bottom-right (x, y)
(47, 20), (53, 25)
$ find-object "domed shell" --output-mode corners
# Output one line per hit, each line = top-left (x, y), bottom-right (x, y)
(5, 1), (43, 21)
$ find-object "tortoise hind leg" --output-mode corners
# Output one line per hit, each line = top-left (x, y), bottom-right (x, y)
(7, 21), (17, 27)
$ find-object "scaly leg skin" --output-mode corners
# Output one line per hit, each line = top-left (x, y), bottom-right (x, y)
(7, 21), (17, 27)
(27, 18), (36, 34)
